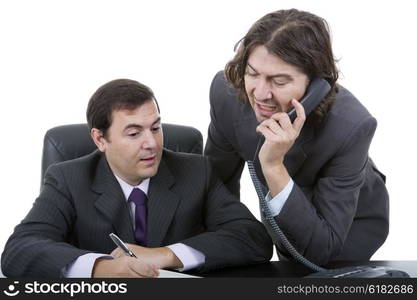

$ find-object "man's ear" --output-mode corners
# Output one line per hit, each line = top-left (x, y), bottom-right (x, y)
(91, 128), (107, 152)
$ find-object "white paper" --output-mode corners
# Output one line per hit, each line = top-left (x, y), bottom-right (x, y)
(157, 269), (201, 278)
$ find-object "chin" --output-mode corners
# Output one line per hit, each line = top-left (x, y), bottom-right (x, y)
(254, 111), (267, 123)
(142, 168), (159, 179)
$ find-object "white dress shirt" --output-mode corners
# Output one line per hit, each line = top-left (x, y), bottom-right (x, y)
(265, 178), (294, 216)
(63, 176), (205, 277)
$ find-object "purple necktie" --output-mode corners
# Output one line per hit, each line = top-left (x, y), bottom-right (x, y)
(128, 188), (148, 246)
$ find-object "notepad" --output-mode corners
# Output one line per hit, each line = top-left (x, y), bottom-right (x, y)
(157, 269), (201, 278)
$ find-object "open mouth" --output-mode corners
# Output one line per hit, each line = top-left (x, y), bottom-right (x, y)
(255, 101), (280, 115)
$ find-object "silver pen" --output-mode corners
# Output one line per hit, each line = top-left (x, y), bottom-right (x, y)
(109, 233), (137, 258)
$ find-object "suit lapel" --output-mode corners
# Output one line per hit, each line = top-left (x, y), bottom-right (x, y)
(92, 154), (135, 244)
(146, 154), (180, 247)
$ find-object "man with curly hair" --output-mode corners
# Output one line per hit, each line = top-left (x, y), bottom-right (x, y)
(205, 9), (389, 266)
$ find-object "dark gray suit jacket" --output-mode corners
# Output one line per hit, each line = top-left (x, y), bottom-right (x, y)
(205, 71), (389, 265)
(1, 149), (272, 277)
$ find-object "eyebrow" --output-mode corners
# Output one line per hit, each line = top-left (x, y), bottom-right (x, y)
(247, 63), (293, 81)
(124, 117), (161, 131)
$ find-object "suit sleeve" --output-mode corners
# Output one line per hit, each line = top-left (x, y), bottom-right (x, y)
(179, 158), (273, 272)
(204, 71), (245, 198)
(274, 116), (378, 265)
(1, 165), (91, 277)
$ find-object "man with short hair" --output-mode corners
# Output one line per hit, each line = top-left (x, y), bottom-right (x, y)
(1, 79), (272, 278)
(205, 9), (389, 265)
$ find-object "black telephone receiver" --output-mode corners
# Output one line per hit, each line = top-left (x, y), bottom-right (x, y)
(287, 78), (331, 122)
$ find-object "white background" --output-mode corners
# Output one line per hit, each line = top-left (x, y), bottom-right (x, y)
(1, 0), (416, 266)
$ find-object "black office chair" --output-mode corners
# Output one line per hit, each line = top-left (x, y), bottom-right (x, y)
(41, 123), (203, 188)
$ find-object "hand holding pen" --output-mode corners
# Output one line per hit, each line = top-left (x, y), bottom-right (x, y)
(108, 233), (199, 278)
(110, 233), (183, 270)
(92, 233), (159, 278)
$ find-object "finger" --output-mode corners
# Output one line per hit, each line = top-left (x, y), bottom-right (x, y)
(270, 112), (292, 130)
(152, 265), (160, 277)
(257, 123), (297, 146)
(129, 259), (159, 278)
(263, 119), (281, 134)
(111, 248), (126, 258)
(291, 99), (306, 132)
(256, 124), (284, 141)
(110, 248), (118, 257)
(125, 243), (142, 257)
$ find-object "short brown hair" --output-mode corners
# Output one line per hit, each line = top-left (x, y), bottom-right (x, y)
(86, 79), (159, 137)
(225, 9), (339, 123)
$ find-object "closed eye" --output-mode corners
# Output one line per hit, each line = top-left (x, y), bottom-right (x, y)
(272, 80), (287, 87)
(245, 69), (258, 77)
(127, 132), (140, 137)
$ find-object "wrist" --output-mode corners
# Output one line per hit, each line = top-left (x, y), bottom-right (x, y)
(92, 257), (113, 278)
(261, 163), (290, 197)
(160, 247), (183, 269)
(261, 161), (286, 177)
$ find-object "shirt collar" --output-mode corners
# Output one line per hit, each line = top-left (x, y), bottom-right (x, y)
(114, 175), (150, 202)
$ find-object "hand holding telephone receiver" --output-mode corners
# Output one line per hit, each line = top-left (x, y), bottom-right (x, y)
(287, 78), (331, 122)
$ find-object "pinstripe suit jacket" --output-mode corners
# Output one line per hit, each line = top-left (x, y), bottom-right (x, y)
(205, 71), (389, 265)
(1, 149), (272, 277)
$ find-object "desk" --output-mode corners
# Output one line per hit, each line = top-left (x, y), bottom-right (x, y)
(2, 262), (416, 278)
(198, 261), (417, 278)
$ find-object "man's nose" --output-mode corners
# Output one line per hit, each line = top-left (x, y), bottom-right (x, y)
(253, 79), (273, 101)
(142, 130), (157, 149)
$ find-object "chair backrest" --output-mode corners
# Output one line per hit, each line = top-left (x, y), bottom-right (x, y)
(41, 123), (203, 187)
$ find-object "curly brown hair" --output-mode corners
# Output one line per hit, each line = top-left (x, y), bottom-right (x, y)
(225, 9), (339, 124)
